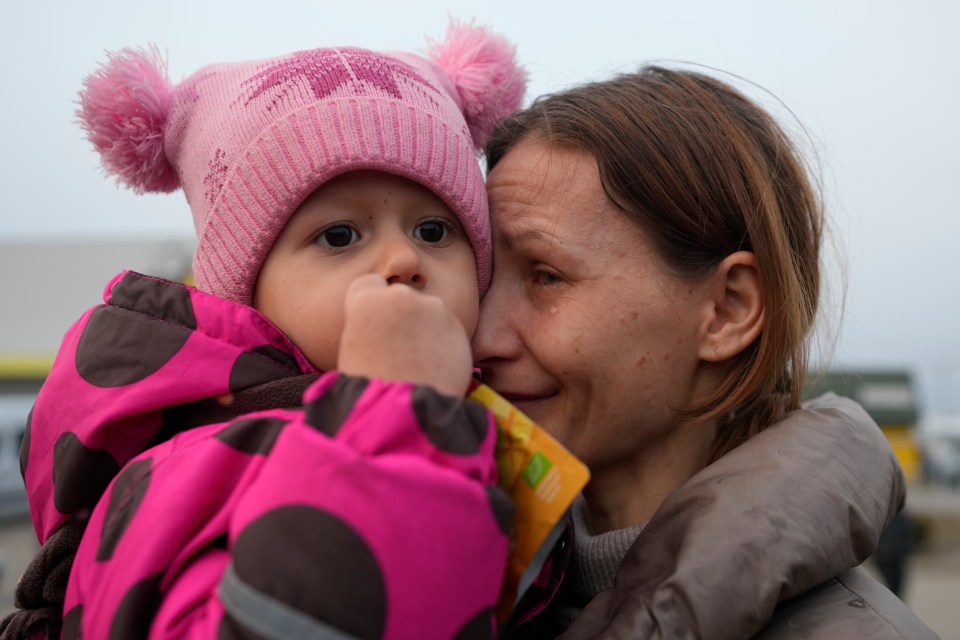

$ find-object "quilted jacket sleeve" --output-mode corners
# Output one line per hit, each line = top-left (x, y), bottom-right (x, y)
(63, 372), (513, 640)
(560, 393), (905, 640)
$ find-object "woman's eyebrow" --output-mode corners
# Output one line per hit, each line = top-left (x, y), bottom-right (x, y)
(498, 226), (585, 268)
(498, 227), (553, 250)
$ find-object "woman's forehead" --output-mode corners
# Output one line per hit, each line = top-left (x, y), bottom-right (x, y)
(489, 140), (596, 195)
(488, 142), (601, 219)
(486, 140), (641, 247)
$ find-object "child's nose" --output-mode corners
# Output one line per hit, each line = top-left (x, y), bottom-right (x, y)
(380, 237), (426, 289)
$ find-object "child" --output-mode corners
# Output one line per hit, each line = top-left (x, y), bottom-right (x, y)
(7, 20), (526, 640)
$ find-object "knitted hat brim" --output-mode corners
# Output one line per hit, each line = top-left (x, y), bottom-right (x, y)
(193, 97), (491, 305)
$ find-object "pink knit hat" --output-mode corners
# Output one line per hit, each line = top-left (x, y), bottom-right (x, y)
(77, 21), (526, 304)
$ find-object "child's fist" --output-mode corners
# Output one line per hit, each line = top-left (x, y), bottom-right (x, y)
(338, 274), (473, 398)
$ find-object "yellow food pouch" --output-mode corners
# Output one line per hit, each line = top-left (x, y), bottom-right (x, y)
(468, 382), (590, 621)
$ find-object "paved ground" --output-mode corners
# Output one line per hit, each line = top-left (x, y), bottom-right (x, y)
(0, 507), (957, 637)
(899, 483), (960, 638)
(894, 549), (960, 639)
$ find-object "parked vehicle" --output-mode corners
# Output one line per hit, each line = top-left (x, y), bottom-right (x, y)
(0, 360), (47, 520)
(918, 415), (960, 487)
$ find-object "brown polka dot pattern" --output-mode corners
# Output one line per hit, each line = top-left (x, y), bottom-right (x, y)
(19, 408), (31, 479)
(214, 417), (288, 455)
(108, 271), (197, 330)
(53, 432), (120, 515)
(251, 344), (301, 373)
(159, 397), (239, 439)
(486, 486), (515, 536)
(61, 604), (82, 640)
(452, 608), (495, 640)
(411, 388), (488, 455)
(304, 376), (369, 437)
(72, 273), (198, 388)
(75, 306), (193, 387)
(97, 458), (152, 562)
(229, 345), (302, 392)
(109, 572), (163, 640)
(232, 505), (386, 639)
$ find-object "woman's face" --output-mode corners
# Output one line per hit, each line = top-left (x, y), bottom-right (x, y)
(473, 139), (719, 475)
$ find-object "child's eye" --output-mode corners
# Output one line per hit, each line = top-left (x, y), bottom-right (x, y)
(316, 224), (358, 248)
(414, 219), (452, 244)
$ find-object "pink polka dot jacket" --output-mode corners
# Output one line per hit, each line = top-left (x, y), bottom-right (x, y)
(16, 271), (512, 639)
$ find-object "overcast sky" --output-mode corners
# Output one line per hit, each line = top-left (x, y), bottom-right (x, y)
(1, 0), (958, 413)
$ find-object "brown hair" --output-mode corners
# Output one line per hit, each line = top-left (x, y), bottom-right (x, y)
(485, 66), (823, 460)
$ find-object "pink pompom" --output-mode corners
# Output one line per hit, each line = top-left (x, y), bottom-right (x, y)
(428, 19), (528, 149)
(77, 46), (179, 194)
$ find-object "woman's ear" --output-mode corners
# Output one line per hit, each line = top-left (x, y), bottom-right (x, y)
(698, 251), (764, 362)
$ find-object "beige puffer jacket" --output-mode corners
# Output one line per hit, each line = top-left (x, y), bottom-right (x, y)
(509, 394), (938, 639)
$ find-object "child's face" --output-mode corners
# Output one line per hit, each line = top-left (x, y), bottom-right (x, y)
(254, 170), (480, 372)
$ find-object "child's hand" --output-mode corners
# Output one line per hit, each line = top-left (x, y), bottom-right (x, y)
(338, 274), (473, 398)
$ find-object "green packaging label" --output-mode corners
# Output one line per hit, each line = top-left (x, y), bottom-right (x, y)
(522, 451), (553, 488)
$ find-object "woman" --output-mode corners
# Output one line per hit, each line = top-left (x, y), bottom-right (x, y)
(475, 67), (936, 638)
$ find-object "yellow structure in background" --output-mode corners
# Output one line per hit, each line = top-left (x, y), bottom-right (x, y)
(883, 426), (923, 484)
(0, 357), (54, 381)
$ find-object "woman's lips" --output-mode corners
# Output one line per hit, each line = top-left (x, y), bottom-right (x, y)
(497, 391), (558, 416)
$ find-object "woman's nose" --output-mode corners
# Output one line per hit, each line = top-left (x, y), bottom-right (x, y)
(379, 236), (426, 289)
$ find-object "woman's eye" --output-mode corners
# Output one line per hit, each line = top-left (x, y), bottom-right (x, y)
(414, 219), (450, 244)
(318, 225), (358, 248)
(532, 269), (563, 286)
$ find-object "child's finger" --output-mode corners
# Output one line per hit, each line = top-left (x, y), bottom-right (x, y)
(345, 273), (388, 298)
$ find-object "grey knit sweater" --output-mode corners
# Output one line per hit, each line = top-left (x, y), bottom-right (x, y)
(550, 496), (646, 629)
